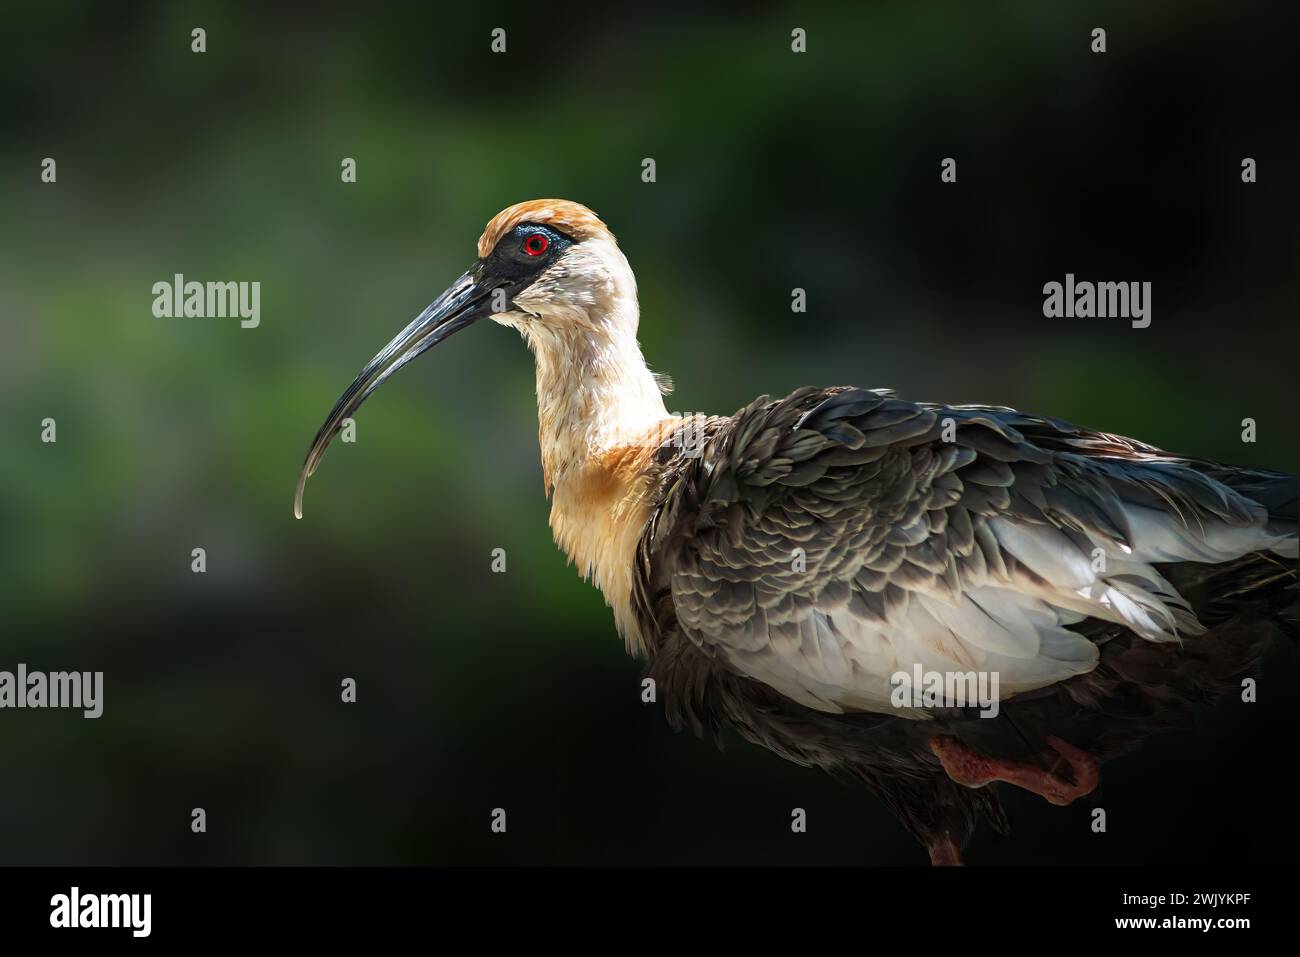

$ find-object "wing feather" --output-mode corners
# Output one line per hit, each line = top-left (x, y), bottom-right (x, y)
(633, 388), (1296, 716)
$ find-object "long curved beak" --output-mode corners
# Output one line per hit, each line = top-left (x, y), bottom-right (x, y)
(294, 263), (498, 518)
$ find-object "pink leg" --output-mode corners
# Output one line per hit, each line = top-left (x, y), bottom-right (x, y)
(930, 734), (1100, 807)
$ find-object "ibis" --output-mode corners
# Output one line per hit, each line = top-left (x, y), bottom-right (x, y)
(295, 200), (1297, 864)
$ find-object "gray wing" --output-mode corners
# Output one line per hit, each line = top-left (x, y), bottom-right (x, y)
(634, 387), (1295, 716)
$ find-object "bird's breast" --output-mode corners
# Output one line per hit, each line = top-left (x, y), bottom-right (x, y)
(547, 425), (677, 656)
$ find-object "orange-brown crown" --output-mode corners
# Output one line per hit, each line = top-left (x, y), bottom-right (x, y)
(477, 199), (614, 258)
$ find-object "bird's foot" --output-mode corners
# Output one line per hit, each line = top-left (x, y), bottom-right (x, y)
(929, 734), (1099, 806)
(927, 834), (964, 866)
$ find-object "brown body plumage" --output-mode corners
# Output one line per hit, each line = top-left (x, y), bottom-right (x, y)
(296, 200), (1298, 863)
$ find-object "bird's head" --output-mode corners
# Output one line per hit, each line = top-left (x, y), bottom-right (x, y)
(294, 199), (641, 518)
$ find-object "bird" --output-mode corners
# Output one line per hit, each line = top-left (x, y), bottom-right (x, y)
(294, 199), (1297, 865)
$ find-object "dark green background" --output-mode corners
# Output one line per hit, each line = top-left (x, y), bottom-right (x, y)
(0, 2), (1295, 864)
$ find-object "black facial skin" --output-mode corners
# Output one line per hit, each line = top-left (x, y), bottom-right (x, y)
(482, 222), (574, 296)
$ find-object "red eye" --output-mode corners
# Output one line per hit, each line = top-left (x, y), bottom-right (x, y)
(523, 233), (549, 257)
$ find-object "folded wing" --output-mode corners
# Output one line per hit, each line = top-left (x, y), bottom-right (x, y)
(634, 387), (1296, 716)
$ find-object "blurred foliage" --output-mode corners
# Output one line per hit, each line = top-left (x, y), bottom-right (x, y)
(0, 1), (1295, 864)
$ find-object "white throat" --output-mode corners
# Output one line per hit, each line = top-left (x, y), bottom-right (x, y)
(496, 240), (673, 653)
(502, 237), (669, 491)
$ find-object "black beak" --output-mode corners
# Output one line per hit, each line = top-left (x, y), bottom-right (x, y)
(294, 263), (499, 518)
